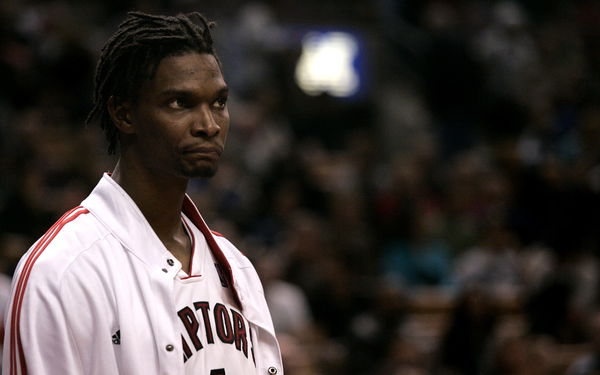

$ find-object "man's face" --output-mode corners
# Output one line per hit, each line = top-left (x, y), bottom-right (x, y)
(126, 52), (230, 179)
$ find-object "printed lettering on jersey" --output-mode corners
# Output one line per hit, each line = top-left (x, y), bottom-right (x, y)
(178, 301), (255, 366)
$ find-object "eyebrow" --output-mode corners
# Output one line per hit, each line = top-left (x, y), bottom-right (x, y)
(158, 86), (229, 98)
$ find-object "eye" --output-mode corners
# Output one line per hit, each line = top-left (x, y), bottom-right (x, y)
(167, 98), (188, 109)
(213, 96), (228, 110)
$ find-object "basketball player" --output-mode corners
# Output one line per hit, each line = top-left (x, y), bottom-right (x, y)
(2, 11), (282, 375)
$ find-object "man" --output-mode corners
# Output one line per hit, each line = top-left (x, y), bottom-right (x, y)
(3, 11), (283, 375)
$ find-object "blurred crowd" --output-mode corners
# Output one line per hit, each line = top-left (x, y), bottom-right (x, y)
(2, 0), (600, 374)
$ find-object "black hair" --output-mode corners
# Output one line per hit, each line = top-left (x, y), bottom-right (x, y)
(86, 11), (218, 154)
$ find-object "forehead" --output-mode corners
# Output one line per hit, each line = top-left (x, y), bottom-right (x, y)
(144, 52), (226, 95)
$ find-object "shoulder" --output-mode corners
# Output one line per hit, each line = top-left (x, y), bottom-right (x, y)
(14, 207), (117, 291)
(210, 232), (254, 269)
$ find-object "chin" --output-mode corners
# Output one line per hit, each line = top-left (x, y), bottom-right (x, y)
(183, 165), (218, 179)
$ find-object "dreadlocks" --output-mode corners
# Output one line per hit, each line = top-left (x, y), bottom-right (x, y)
(86, 11), (219, 154)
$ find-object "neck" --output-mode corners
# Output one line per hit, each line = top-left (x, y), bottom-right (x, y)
(111, 158), (188, 242)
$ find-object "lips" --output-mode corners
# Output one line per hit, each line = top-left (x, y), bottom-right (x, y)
(182, 145), (223, 157)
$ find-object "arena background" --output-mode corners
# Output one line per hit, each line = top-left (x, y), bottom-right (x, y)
(2, 0), (600, 374)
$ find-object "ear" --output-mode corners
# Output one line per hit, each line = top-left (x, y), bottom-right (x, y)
(107, 95), (136, 134)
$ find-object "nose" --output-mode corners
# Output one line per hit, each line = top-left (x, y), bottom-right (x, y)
(191, 105), (220, 138)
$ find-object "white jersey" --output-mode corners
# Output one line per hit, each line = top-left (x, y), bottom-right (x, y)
(176, 217), (257, 373)
(3, 173), (283, 375)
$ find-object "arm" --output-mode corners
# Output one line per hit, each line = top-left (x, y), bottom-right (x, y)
(3, 268), (84, 375)
(3, 254), (119, 375)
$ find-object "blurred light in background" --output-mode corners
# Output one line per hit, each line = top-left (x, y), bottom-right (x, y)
(294, 31), (361, 98)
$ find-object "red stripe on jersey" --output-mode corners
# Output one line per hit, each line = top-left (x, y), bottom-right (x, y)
(9, 207), (89, 375)
(179, 274), (203, 280)
(182, 198), (242, 309)
(10, 206), (81, 375)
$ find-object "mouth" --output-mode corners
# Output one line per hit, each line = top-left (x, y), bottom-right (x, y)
(182, 145), (223, 159)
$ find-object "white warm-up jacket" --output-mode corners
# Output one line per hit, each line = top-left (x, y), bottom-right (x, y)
(3, 174), (283, 375)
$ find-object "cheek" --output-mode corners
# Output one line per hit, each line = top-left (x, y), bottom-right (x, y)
(219, 111), (231, 139)
(140, 115), (183, 151)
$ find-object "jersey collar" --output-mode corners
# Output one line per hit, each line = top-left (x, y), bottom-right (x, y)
(81, 173), (241, 307)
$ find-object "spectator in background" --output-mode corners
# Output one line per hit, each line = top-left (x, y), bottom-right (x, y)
(434, 287), (499, 375)
(452, 221), (522, 302)
(256, 252), (314, 337)
(255, 253), (321, 375)
(567, 308), (600, 375)
(484, 335), (554, 375)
